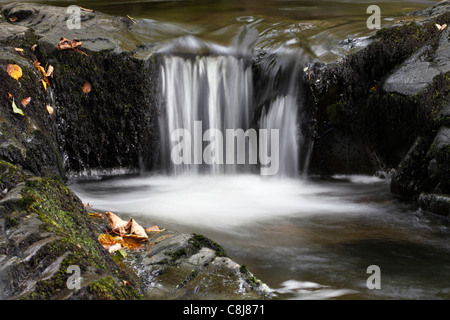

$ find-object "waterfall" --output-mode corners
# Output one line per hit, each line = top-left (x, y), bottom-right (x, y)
(158, 45), (305, 177)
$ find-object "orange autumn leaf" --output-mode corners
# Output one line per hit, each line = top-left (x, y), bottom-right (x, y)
(6, 64), (22, 80)
(98, 233), (122, 253)
(7, 93), (12, 100)
(82, 81), (92, 94)
(21, 97), (31, 107)
(8, 17), (17, 22)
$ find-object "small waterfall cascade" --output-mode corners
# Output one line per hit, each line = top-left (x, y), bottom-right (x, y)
(158, 40), (306, 177)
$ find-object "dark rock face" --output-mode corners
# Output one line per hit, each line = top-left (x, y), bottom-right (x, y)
(0, 3), (160, 177)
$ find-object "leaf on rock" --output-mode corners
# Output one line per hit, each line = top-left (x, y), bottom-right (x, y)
(46, 104), (54, 115)
(6, 64), (22, 80)
(45, 65), (54, 78)
(89, 212), (103, 219)
(14, 48), (24, 55)
(105, 211), (129, 235)
(145, 225), (165, 232)
(82, 81), (92, 94)
(41, 79), (48, 91)
(57, 37), (87, 55)
(7, 92), (12, 100)
(11, 99), (24, 116)
(127, 218), (148, 239)
(98, 234), (123, 253)
(105, 211), (148, 241)
(21, 97), (31, 108)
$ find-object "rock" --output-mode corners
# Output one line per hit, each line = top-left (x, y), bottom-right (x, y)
(418, 193), (450, 218)
(128, 233), (272, 300)
(1, 3), (139, 52)
(383, 28), (450, 96)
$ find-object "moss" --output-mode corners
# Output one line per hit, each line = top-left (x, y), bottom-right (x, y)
(89, 276), (142, 300)
(0, 160), (28, 191)
(14, 176), (142, 299)
(191, 233), (228, 257)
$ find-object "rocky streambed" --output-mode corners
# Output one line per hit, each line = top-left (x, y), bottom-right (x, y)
(0, 1), (449, 300)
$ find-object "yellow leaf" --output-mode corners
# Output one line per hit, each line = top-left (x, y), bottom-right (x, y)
(6, 64), (22, 80)
(41, 79), (47, 91)
(11, 99), (24, 116)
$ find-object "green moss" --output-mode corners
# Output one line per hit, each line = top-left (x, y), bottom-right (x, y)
(89, 276), (142, 300)
(191, 233), (228, 257)
(0, 160), (28, 191)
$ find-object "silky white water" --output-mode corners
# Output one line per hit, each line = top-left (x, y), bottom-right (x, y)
(71, 174), (450, 299)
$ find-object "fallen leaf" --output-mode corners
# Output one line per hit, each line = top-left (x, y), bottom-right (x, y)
(45, 65), (54, 78)
(8, 17), (17, 22)
(117, 248), (127, 257)
(105, 211), (148, 241)
(127, 15), (137, 24)
(435, 23), (448, 31)
(145, 225), (165, 232)
(41, 79), (47, 91)
(21, 97), (31, 108)
(14, 48), (24, 55)
(57, 37), (87, 55)
(31, 44), (37, 51)
(82, 81), (92, 94)
(7, 93), (12, 100)
(106, 211), (129, 235)
(98, 234), (123, 253)
(88, 212), (103, 219)
(83, 202), (92, 208)
(11, 99), (24, 116)
(80, 6), (94, 12)
(127, 218), (148, 239)
(46, 104), (54, 115)
(6, 64), (22, 80)
(122, 280), (130, 286)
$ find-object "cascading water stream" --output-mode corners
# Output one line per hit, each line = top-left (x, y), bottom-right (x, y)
(158, 42), (306, 177)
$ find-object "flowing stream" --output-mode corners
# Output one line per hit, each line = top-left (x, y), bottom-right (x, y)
(50, 0), (450, 299)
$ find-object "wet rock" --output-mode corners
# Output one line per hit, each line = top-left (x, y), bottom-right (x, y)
(383, 28), (450, 96)
(1, 3), (139, 52)
(418, 193), (450, 218)
(128, 233), (272, 300)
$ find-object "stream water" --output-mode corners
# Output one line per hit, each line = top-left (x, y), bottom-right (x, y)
(20, 0), (449, 300)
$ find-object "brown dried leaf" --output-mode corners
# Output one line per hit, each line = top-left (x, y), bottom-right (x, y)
(14, 48), (24, 55)
(45, 65), (54, 78)
(82, 81), (92, 94)
(145, 225), (164, 232)
(57, 37), (83, 50)
(105, 211), (129, 235)
(127, 218), (148, 239)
